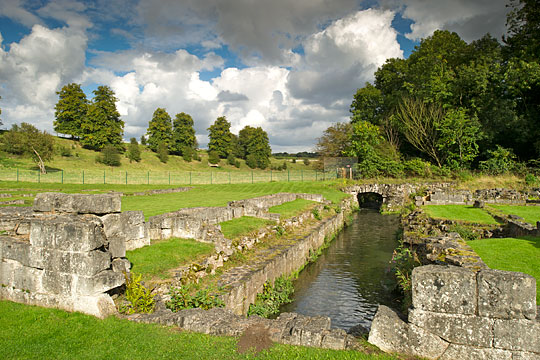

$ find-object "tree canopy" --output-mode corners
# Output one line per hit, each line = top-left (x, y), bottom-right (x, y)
(147, 108), (173, 152)
(171, 112), (197, 155)
(238, 126), (271, 169)
(207, 116), (233, 158)
(2, 123), (54, 173)
(54, 83), (88, 139)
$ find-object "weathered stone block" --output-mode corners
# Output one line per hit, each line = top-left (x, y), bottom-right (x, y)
(478, 269), (537, 320)
(30, 216), (107, 252)
(1, 237), (30, 266)
(320, 329), (348, 350)
(493, 319), (540, 353)
(112, 258), (131, 273)
(33, 193), (121, 214)
(42, 270), (73, 295)
(12, 266), (44, 293)
(289, 315), (331, 347)
(412, 265), (477, 315)
(368, 305), (449, 360)
(409, 309), (494, 347)
(512, 351), (540, 360)
(74, 270), (124, 295)
(73, 294), (117, 318)
(439, 344), (513, 360)
(101, 211), (149, 252)
(29, 248), (111, 276)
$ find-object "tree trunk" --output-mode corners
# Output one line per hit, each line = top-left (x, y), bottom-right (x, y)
(32, 146), (47, 174)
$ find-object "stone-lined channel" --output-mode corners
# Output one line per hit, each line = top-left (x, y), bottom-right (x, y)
(280, 210), (401, 331)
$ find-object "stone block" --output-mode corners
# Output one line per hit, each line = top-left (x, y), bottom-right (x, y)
(493, 319), (540, 353)
(512, 351), (540, 360)
(74, 270), (124, 295)
(29, 248), (111, 276)
(409, 309), (494, 347)
(478, 269), (537, 320)
(320, 329), (348, 350)
(73, 294), (117, 318)
(30, 216), (107, 252)
(1, 237), (30, 266)
(439, 344), (513, 360)
(368, 305), (449, 360)
(12, 266), (44, 293)
(112, 258), (131, 273)
(42, 270), (73, 295)
(101, 211), (149, 253)
(412, 265), (477, 315)
(33, 193), (121, 214)
(289, 315), (331, 347)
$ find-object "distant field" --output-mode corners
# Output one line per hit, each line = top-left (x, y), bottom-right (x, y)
(423, 205), (499, 225)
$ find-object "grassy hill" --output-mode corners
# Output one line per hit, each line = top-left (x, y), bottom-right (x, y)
(0, 136), (319, 173)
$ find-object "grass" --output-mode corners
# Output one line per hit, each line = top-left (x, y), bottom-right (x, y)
(468, 237), (540, 303)
(269, 198), (318, 218)
(0, 301), (402, 360)
(220, 217), (276, 239)
(126, 238), (214, 281)
(489, 205), (540, 225)
(423, 205), (499, 225)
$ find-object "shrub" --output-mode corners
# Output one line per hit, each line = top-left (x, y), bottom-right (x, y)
(166, 285), (224, 312)
(292, 158), (296, 163)
(246, 153), (257, 169)
(97, 144), (121, 166)
(312, 208), (322, 220)
(121, 273), (155, 314)
(234, 159), (241, 168)
(303, 158), (310, 166)
(247, 277), (294, 318)
(525, 173), (539, 186)
(389, 245), (420, 309)
(193, 151), (201, 161)
(182, 147), (193, 162)
(449, 224), (479, 241)
(208, 150), (220, 165)
(403, 158), (431, 177)
(157, 143), (169, 163)
(479, 146), (517, 175)
(227, 153), (236, 166)
(126, 138), (141, 163)
(57, 146), (72, 157)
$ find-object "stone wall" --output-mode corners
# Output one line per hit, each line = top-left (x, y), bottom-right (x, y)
(0, 193), (142, 318)
(369, 265), (539, 360)
(419, 188), (528, 206)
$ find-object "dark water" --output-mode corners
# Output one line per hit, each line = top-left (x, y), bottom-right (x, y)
(280, 210), (400, 331)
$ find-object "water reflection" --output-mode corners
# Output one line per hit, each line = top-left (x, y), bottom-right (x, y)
(280, 210), (400, 331)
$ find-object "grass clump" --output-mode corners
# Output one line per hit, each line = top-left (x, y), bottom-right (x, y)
(167, 285), (224, 311)
(268, 198), (317, 218)
(220, 216), (276, 239)
(126, 238), (214, 281)
(423, 205), (499, 225)
(468, 237), (540, 303)
(489, 205), (540, 225)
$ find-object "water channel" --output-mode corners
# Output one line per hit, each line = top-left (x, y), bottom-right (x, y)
(280, 209), (401, 331)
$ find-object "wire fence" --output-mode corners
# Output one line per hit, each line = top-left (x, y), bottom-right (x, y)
(0, 168), (339, 185)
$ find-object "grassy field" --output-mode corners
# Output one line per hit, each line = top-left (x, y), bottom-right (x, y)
(220, 217), (276, 239)
(423, 205), (499, 225)
(0, 301), (402, 360)
(489, 205), (540, 225)
(126, 238), (214, 281)
(269, 198), (318, 218)
(468, 237), (540, 303)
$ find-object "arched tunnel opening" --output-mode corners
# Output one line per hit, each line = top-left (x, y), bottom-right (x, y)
(357, 192), (383, 210)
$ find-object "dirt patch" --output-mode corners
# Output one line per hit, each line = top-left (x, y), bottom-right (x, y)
(236, 324), (273, 354)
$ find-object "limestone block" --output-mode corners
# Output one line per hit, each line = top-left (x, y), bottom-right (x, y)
(493, 319), (540, 353)
(33, 193), (121, 214)
(73, 294), (117, 318)
(368, 305), (449, 360)
(439, 344), (513, 360)
(1, 237), (30, 266)
(101, 211), (149, 253)
(0, 260), (15, 286)
(42, 270), (73, 295)
(30, 215), (107, 252)
(478, 269), (537, 320)
(408, 309), (494, 347)
(513, 351), (540, 360)
(289, 315), (331, 347)
(412, 265), (477, 315)
(112, 258), (131, 273)
(12, 265), (44, 293)
(74, 270), (124, 295)
(320, 329), (348, 350)
(29, 248), (111, 276)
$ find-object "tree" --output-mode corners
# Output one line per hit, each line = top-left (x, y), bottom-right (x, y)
(171, 112), (197, 155)
(157, 142), (169, 163)
(140, 135), (147, 145)
(350, 83), (384, 125)
(80, 86), (124, 150)
(207, 116), (233, 158)
(315, 122), (352, 158)
(147, 108), (172, 152)
(504, 0), (540, 60)
(54, 83), (88, 138)
(237, 126), (271, 169)
(97, 144), (121, 166)
(126, 137), (141, 162)
(2, 123), (54, 173)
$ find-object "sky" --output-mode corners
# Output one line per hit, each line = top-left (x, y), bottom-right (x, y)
(0, 0), (510, 152)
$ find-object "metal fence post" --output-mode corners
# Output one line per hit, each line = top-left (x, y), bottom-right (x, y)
(147, 171), (149, 185)
(82, 170), (85, 184)
(251, 170), (253, 184)
(125, 171), (128, 185)
(17, 168), (19, 182)
(61, 169), (64, 184)
(288, 169), (290, 182)
(104, 170), (106, 184)
(38, 170), (40, 183)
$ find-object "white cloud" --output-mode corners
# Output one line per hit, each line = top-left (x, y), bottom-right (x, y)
(0, 0), (43, 28)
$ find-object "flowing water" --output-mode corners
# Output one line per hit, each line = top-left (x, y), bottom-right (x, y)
(280, 210), (401, 331)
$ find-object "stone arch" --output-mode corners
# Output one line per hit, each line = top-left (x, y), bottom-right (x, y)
(357, 192), (384, 210)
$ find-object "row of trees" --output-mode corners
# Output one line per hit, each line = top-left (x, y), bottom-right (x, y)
(318, 0), (539, 177)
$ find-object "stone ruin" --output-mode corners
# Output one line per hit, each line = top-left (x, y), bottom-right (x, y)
(0, 192), (149, 318)
(369, 265), (539, 359)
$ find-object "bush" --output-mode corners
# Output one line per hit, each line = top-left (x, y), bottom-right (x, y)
(449, 224), (479, 241)
(247, 277), (294, 318)
(227, 153), (236, 166)
(403, 158), (431, 177)
(166, 285), (224, 311)
(234, 159), (241, 168)
(246, 153), (257, 169)
(525, 173), (539, 186)
(193, 151), (201, 161)
(182, 147), (193, 162)
(389, 245), (420, 310)
(312, 208), (322, 220)
(292, 158), (296, 163)
(479, 146), (517, 175)
(120, 273), (155, 314)
(97, 144), (121, 166)
(157, 143), (168, 163)
(303, 158), (310, 166)
(58, 145), (72, 157)
(208, 150), (220, 165)
(126, 138), (141, 163)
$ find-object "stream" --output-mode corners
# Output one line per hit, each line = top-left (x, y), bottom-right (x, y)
(280, 209), (401, 331)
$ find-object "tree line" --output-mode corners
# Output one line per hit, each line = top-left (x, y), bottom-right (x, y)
(318, 0), (540, 178)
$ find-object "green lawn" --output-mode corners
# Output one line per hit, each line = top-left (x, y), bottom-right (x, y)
(489, 205), (540, 225)
(468, 237), (540, 303)
(220, 216), (276, 239)
(0, 301), (400, 360)
(423, 205), (499, 225)
(126, 238), (214, 281)
(269, 198), (318, 219)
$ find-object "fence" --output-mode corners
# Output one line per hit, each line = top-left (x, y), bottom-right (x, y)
(0, 168), (339, 185)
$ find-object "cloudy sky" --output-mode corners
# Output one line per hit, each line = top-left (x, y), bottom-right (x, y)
(0, 0), (509, 152)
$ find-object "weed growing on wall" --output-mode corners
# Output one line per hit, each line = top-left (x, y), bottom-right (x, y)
(389, 245), (420, 310)
(448, 223), (479, 241)
(120, 273), (155, 314)
(166, 285), (224, 311)
(247, 277), (294, 318)
(311, 208), (322, 220)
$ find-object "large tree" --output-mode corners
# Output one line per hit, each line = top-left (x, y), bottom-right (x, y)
(80, 86), (124, 150)
(238, 126), (271, 169)
(315, 122), (352, 158)
(2, 123), (54, 173)
(207, 116), (233, 158)
(171, 112), (197, 155)
(147, 108), (172, 152)
(54, 83), (88, 139)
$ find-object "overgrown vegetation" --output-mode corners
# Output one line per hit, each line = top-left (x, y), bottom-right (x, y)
(220, 216), (276, 239)
(247, 277), (295, 318)
(119, 272), (155, 314)
(389, 245), (420, 310)
(167, 284), (225, 311)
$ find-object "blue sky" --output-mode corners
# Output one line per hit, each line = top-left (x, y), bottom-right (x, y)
(0, 0), (509, 152)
